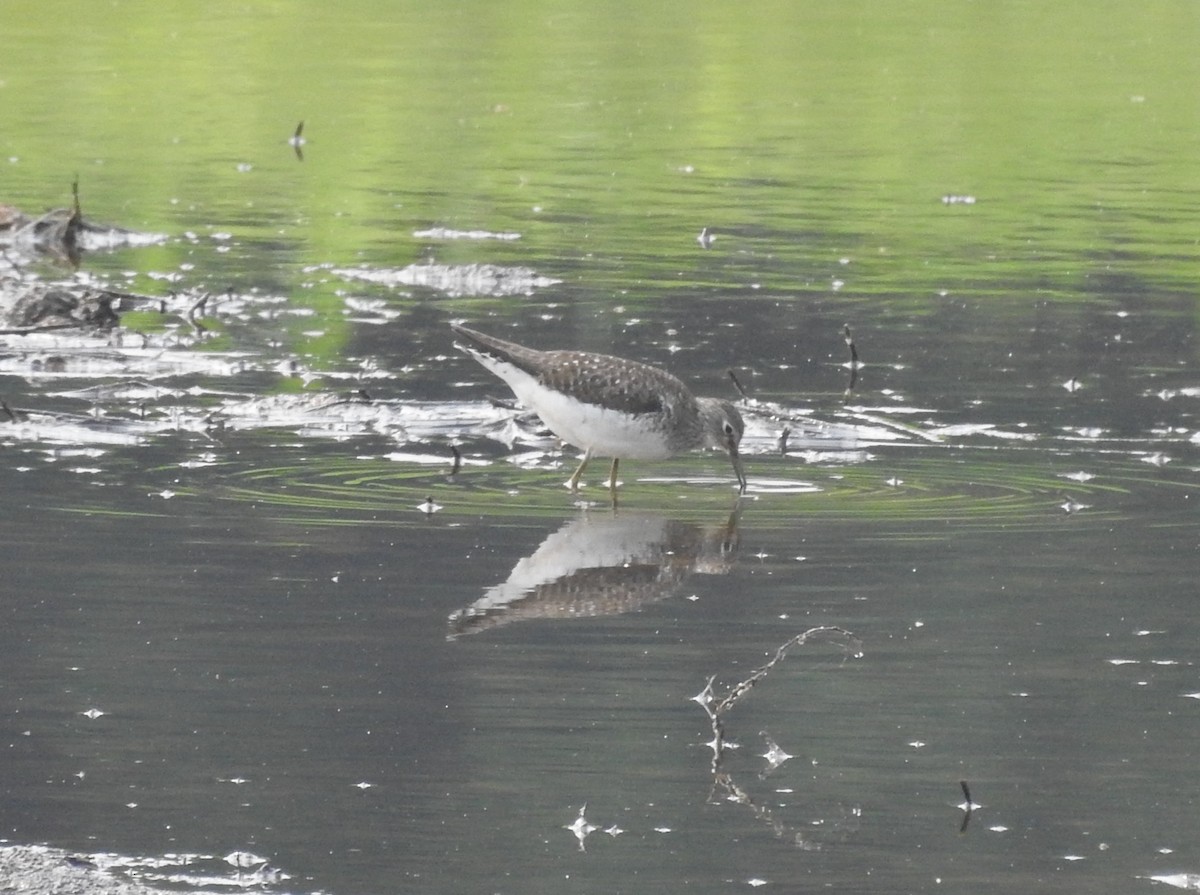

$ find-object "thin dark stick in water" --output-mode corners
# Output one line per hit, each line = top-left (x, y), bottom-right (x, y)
(843, 324), (859, 366)
(959, 780), (974, 833)
(727, 368), (750, 401)
(450, 444), (462, 476)
(842, 325), (861, 399)
(777, 426), (790, 455)
(188, 292), (210, 319)
(290, 121), (306, 160)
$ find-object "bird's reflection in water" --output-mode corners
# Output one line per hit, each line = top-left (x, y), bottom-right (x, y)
(448, 506), (741, 639)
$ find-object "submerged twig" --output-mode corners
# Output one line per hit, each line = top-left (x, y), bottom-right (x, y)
(712, 625), (860, 716)
(697, 625), (862, 849)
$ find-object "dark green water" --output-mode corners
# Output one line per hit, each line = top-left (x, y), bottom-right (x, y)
(1, 3), (1197, 894)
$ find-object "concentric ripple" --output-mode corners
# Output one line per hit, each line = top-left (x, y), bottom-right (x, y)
(183, 445), (1195, 533)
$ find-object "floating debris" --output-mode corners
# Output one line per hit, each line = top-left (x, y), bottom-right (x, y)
(564, 804), (597, 851)
(1145, 874), (1200, 890)
(413, 227), (521, 241)
(0, 180), (164, 263)
(759, 732), (793, 772)
(223, 851), (267, 869)
(333, 262), (559, 297)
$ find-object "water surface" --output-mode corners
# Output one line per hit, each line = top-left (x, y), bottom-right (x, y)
(1, 3), (1197, 894)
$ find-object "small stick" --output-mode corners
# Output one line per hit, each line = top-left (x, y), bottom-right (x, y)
(188, 292), (210, 319)
(959, 780), (974, 833)
(449, 444), (462, 476)
(290, 121), (306, 160)
(843, 324), (859, 366)
(777, 426), (790, 455)
(842, 325), (860, 398)
(727, 368), (750, 401)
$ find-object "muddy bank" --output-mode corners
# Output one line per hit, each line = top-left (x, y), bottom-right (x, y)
(0, 845), (291, 894)
(0, 182), (163, 264)
(0, 845), (176, 895)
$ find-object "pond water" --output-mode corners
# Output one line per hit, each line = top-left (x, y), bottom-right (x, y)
(1, 2), (1197, 894)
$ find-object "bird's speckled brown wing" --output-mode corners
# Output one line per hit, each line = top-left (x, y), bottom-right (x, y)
(538, 350), (691, 417)
(452, 324), (693, 418)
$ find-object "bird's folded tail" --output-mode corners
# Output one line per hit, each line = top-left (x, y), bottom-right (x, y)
(451, 323), (547, 377)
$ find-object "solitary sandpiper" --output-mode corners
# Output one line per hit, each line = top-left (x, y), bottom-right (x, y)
(452, 324), (747, 492)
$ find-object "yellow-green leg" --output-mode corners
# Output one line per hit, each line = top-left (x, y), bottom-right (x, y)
(567, 447), (592, 491)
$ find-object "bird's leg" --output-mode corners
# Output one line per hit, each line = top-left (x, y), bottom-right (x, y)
(567, 447), (592, 491)
(608, 458), (619, 492)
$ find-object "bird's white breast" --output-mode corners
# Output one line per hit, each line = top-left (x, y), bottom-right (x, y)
(473, 352), (673, 459)
(532, 388), (674, 459)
